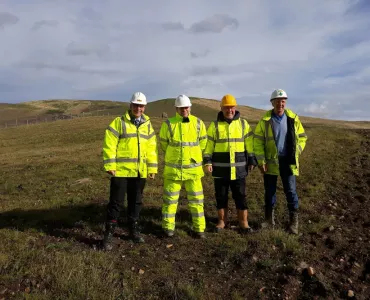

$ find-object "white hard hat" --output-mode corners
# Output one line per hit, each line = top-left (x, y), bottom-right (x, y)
(175, 94), (192, 107)
(130, 92), (147, 105)
(270, 89), (288, 101)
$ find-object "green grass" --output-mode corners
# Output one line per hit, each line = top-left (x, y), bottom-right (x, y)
(0, 114), (368, 299)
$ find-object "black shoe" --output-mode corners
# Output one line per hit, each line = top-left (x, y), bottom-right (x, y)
(239, 226), (254, 234)
(194, 232), (206, 239)
(101, 222), (117, 251)
(129, 221), (145, 244)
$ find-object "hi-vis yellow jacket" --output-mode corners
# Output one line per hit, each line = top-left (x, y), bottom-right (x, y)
(160, 113), (207, 180)
(203, 111), (257, 180)
(253, 109), (307, 176)
(103, 111), (158, 178)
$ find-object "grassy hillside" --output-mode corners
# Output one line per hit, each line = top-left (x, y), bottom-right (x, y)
(0, 116), (369, 299)
(1, 98), (370, 129)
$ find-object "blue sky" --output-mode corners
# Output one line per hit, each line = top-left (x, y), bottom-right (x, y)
(0, 0), (369, 120)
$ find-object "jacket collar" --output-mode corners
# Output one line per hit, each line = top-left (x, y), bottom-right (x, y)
(124, 110), (148, 124)
(217, 110), (241, 122)
(262, 109), (296, 121)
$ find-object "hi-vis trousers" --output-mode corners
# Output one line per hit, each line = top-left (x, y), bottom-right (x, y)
(162, 178), (206, 233)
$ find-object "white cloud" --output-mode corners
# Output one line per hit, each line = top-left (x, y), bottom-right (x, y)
(0, 0), (369, 120)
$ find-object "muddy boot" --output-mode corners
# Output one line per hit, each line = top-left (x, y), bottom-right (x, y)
(261, 206), (275, 229)
(215, 208), (228, 233)
(288, 211), (299, 235)
(102, 221), (117, 251)
(237, 209), (253, 234)
(129, 221), (145, 243)
(194, 231), (206, 239)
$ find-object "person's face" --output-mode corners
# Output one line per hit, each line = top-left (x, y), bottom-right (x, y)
(130, 103), (145, 117)
(272, 99), (286, 115)
(176, 106), (190, 118)
(221, 105), (236, 119)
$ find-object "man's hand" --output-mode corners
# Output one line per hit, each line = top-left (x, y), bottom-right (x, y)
(107, 170), (116, 176)
(258, 164), (267, 174)
(248, 165), (255, 171)
(148, 173), (156, 179)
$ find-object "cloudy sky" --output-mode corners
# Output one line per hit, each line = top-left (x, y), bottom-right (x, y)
(1, 0), (370, 120)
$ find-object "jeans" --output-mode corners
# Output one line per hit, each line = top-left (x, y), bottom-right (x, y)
(264, 158), (299, 212)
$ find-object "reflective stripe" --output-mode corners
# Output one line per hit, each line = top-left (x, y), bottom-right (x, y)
(169, 141), (199, 147)
(216, 138), (244, 143)
(256, 155), (265, 160)
(266, 159), (279, 165)
(188, 200), (204, 204)
(299, 133), (307, 138)
(241, 119), (245, 137)
(245, 131), (253, 138)
(163, 213), (176, 218)
(121, 117), (127, 136)
(254, 134), (264, 141)
(116, 158), (140, 163)
(147, 163), (158, 168)
(215, 121), (219, 140)
(107, 126), (119, 138)
(213, 162), (246, 167)
(192, 212), (204, 217)
(203, 154), (212, 158)
(165, 119), (173, 137)
(165, 162), (202, 169)
(104, 158), (116, 164)
(187, 191), (203, 196)
(207, 135), (215, 141)
(164, 190), (180, 196)
(120, 133), (137, 138)
(199, 135), (207, 140)
(265, 121), (269, 144)
(163, 199), (178, 204)
(147, 132), (155, 139)
(298, 145), (303, 153)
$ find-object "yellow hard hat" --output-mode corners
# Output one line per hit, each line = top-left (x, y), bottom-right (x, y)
(221, 94), (237, 107)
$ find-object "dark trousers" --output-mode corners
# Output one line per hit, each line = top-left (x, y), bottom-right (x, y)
(214, 177), (248, 210)
(106, 177), (146, 223)
(264, 158), (299, 212)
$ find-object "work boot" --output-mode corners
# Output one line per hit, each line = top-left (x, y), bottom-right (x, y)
(215, 208), (228, 233)
(237, 209), (253, 233)
(288, 211), (299, 235)
(129, 221), (145, 243)
(164, 230), (174, 237)
(102, 221), (117, 251)
(261, 206), (275, 229)
(194, 231), (206, 239)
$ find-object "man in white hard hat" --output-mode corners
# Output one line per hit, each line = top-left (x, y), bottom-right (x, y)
(253, 89), (307, 234)
(102, 92), (158, 250)
(159, 95), (208, 238)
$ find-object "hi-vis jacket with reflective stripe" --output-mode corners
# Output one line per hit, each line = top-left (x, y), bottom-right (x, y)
(103, 111), (158, 178)
(253, 109), (307, 176)
(160, 113), (207, 180)
(203, 111), (257, 180)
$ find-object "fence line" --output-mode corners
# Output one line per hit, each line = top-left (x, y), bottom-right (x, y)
(1, 109), (169, 129)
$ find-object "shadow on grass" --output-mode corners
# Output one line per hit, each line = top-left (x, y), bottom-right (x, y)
(0, 202), (216, 246)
